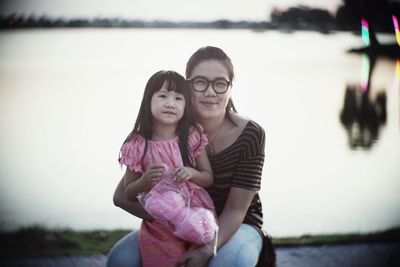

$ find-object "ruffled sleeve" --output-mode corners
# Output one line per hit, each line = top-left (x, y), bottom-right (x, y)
(119, 134), (146, 173)
(188, 124), (209, 159)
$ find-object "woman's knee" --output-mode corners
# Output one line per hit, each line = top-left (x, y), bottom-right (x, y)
(209, 224), (262, 267)
(215, 242), (260, 267)
(106, 230), (142, 267)
(233, 244), (260, 266)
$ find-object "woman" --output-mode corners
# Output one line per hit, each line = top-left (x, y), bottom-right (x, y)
(108, 46), (271, 267)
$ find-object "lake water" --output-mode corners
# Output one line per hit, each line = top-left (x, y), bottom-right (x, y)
(0, 28), (399, 237)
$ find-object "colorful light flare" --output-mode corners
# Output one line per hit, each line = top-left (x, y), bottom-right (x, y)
(361, 18), (370, 46)
(392, 15), (400, 47)
(396, 59), (400, 81)
(392, 59), (400, 99)
(360, 54), (370, 92)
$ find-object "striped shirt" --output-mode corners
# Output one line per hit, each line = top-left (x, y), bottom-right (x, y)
(206, 120), (265, 230)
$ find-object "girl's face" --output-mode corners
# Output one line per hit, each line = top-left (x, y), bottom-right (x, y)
(151, 81), (186, 127)
(189, 60), (232, 121)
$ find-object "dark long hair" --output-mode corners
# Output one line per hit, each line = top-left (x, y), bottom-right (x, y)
(186, 46), (237, 124)
(120, 70), (200, 167)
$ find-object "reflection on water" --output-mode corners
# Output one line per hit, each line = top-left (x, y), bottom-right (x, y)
(0, 29), (399, 237)
(341, 12), (399, 149)
(340, 54), (387, 149)
(340, 85), (387, 149)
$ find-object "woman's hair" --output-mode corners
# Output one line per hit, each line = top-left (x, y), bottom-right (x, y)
(186, 46), (237, 123)
(120, 70), (200, 167)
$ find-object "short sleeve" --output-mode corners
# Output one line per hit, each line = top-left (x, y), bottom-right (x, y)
(232, 121), (265, 191)
(188, 124), (209, 159)
(119, 134), (146, 173)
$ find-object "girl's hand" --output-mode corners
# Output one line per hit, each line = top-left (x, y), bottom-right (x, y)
(142, 164), (165, 183)
(173, 166), (193, 183)
(175, 246), (213, 267)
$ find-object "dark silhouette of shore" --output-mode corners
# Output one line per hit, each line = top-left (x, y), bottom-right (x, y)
(0, 13), (334, 33)
(0, 1), (398, 34)
(348, 44), (400, 59)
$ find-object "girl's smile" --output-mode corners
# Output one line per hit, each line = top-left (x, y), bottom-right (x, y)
(151, 83), (185, 126)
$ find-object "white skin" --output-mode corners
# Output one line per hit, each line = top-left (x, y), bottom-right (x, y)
(176, 60), (256, 267)
(122, 82), (213, 206)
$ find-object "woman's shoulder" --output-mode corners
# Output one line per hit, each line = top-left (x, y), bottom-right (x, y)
(246, 120), (265, 135)
(232, 115), (265, 154)
(231, 113), (265, 136)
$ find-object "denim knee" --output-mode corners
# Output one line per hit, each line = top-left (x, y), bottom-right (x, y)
(209, 224), (262, 267)
(233, 242), (260, 266)
(106, 230), (142, 267)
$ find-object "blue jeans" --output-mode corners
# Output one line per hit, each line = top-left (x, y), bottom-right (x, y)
(107, 223), (263, 267)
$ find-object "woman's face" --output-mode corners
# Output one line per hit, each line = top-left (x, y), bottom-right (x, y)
(189, 60), (232, 121)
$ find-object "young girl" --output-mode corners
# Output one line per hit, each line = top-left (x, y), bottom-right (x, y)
(119, 70), (218, 267)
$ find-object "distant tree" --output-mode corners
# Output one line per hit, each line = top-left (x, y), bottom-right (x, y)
(270, 6), (334, 26)
(335, 0), (400, 32)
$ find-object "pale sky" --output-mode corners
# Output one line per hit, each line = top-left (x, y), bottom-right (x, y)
(0, 0), (343, 21)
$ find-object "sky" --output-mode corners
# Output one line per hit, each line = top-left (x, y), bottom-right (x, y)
(0, 0), (343, 21)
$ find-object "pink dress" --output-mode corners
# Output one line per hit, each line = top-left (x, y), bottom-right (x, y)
(120, 126), (218, 267)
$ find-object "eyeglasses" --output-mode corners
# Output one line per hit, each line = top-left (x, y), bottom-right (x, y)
(187, 76), (231, 94)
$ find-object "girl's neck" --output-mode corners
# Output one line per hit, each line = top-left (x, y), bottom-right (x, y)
(151, 124), (177, 141)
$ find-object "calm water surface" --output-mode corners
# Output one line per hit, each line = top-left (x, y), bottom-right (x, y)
(0, 28), (399, 237)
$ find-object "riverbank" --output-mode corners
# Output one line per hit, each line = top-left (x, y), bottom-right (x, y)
(1, 241), (399, 267)
(0, 226), (399, 257)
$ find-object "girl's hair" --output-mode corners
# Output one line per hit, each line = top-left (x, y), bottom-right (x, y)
(186, 46), (237, 123)
(120, 70), (201, 167)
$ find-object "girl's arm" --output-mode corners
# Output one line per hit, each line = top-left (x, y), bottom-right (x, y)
(124, 164), (165, 200)
(174, 147), (213, 187)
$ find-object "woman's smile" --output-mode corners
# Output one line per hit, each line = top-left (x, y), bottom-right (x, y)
(162, 110), (177, 115)
(199, 100), (218, 108)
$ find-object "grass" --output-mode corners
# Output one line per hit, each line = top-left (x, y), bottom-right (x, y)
(0, 225), (130, 257)
(0, 225), (399, 257)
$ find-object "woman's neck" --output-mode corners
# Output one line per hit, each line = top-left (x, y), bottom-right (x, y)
(200, 113), (227, 135)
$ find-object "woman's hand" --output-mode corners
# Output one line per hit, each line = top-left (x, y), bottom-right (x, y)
(175, 246), (214, 267)
(173, 166), (193, 183)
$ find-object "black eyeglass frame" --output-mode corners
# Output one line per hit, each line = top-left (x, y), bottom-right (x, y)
(187, 76), (231, 94)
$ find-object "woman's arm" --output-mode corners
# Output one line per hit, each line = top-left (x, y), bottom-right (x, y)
(174, 148), (213, 187)
(176, 187), (256, 267)
(113, 169), (154, 221)
(215, 187), (256, 247)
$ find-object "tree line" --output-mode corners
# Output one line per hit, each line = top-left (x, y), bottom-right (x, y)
(1, 1), (399, 33)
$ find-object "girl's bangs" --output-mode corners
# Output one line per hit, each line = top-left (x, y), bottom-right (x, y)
(164, 77), (186, 95)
